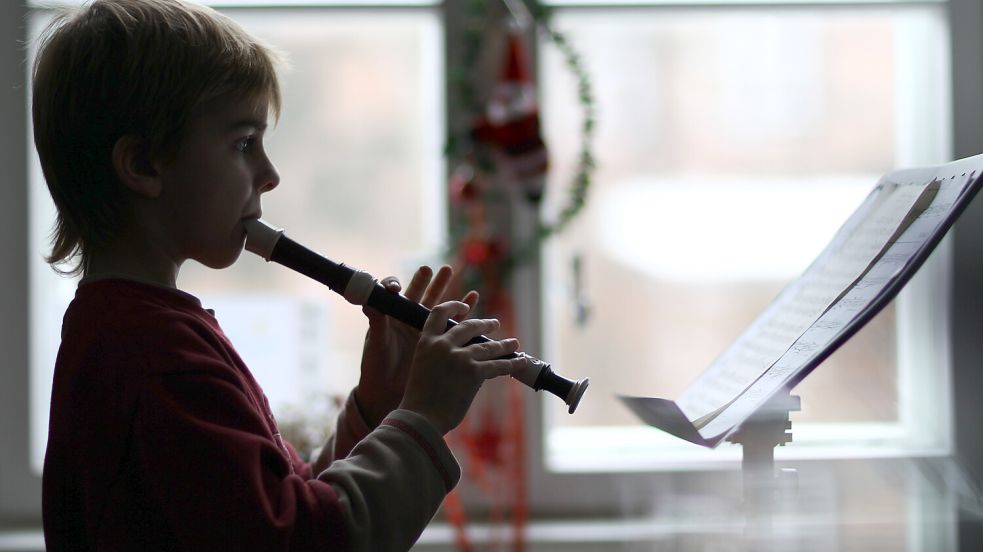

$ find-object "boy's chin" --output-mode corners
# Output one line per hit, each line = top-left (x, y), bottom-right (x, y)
(198, 248), (244, 270)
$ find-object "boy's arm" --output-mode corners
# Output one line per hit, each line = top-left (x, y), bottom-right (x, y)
(317, 409), (460, 551)
(293, 392), (460, 550)
(136, 366), (457, 552)
(311, 389), (373, 475)
(305, 391), (461, 550)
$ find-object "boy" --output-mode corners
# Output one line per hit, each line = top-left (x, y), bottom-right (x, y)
(32, 1), (529, 550)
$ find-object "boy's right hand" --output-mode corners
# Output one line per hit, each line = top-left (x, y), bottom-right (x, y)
(397, 301), (529, 435)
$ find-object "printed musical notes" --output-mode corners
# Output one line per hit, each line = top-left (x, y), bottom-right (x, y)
(622, 156), (983, 447)
(676, 178), (940, 424)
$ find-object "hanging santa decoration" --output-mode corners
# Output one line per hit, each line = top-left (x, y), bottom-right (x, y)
(471, 27), (549, 203)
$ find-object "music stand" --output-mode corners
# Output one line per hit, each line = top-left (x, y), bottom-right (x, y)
(620, 154), (983, 539)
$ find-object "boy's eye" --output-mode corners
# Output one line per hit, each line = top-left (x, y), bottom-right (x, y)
(235, 136), (256, 153)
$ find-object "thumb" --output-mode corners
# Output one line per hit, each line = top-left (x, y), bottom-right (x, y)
(363, 276), (401, 327)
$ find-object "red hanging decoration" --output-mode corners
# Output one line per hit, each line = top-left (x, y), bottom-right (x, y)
(442, 286), (528, 551)
(472, 29), (549, 203)
(443, 6), (553, 551)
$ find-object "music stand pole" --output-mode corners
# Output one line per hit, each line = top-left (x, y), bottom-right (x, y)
(726, 388), (800, 542)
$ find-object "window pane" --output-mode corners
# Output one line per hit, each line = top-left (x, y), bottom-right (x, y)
(539, 6), (949, 442)
(29, 8), (443, 468)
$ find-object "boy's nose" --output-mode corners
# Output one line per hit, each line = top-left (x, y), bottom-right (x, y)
(258, 161), (280, 193)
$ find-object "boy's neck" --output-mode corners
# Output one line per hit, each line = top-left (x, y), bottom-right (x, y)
(86, 236), (181, 289)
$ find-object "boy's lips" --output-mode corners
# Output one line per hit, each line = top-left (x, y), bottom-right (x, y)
(239, 214), (261, 240)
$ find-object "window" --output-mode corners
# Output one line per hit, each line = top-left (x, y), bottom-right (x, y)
(538, 1), (953, 472)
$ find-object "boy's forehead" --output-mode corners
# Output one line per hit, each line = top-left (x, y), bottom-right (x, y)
(195, 95), (271, 132)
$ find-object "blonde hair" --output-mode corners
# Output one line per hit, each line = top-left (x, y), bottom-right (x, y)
(32, 0), (283, 275)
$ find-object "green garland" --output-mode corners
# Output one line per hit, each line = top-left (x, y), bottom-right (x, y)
(525, 1), (596, 245)
(446, 0), (596, 267)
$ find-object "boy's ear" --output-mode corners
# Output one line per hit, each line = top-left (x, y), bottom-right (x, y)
(112, 135), (161, 198)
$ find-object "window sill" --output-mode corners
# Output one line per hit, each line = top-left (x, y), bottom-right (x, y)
(0, 531), (43, 552)
(417, 517), (745, 547)
(547, 423), (951, 473)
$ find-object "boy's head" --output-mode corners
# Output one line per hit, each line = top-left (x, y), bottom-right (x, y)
(32, 0), (282, 275)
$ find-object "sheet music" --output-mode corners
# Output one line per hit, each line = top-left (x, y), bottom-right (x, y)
(676, 179), (940, 424)
(620, 154), (983, 448)
(696, 174), (969, 439)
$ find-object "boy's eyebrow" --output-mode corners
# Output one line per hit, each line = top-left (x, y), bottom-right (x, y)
(227, 119), (268, 132)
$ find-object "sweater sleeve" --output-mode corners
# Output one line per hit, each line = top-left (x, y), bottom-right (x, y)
(317, 409), (461, 552)
(135, 369), (350, 551)
(321, 389), (373, 462)
(135, 368), (459, 552)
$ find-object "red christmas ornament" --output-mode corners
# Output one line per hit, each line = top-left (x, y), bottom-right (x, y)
(460, 236), (506, 267)
(461, 239), (491, 265)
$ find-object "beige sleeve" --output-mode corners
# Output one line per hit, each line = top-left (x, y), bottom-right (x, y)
(319, 389), (373, 466)
(316, 409), (461, 552)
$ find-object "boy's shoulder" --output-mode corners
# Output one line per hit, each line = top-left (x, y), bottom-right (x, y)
(62, 278), (235, 377)
(70, 278), (209, 329)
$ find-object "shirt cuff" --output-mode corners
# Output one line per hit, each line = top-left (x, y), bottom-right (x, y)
(379, 409), (461, 492)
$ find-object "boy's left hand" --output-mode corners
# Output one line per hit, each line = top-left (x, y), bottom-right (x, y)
(355, 265), (478, 427)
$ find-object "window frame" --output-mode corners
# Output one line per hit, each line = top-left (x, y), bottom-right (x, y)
(0, 0), (35, 524)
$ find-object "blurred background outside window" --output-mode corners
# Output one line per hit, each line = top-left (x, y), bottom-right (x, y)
(538, 3), (952, 469)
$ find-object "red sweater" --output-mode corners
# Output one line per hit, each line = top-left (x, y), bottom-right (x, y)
(42, 278), (458, 551)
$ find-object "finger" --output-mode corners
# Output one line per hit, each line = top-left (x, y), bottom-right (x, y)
(379, 275), (401, 293)
(404, 266), (433, 304)
(364, 277), (399, 324)
(422, 301), (470, 336)
(475, 355), (531, 380)
(444, 318), (500, 344)
(454, 290), (479, 321)
(467, 337), (520, 361)
(421, 265), (453, 308)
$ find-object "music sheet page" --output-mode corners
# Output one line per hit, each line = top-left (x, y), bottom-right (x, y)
(675, 179), (940, 425)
